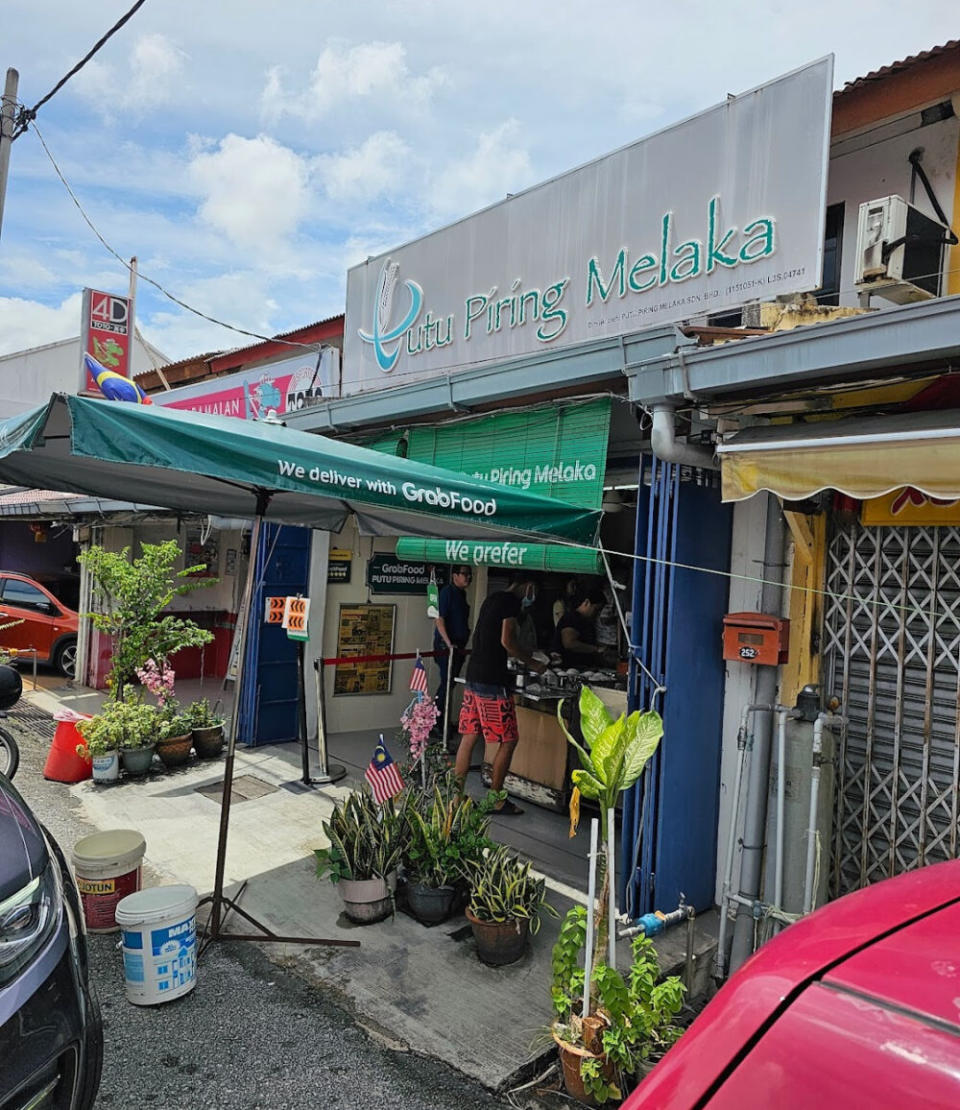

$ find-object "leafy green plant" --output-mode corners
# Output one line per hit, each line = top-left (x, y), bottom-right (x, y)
(78, 540), (216, 700)
(314, 790), (409, 883)
(558, 686), (664, 978)
(463, 843), (557, 933)
(551, 905), (686, 1104)
(76, 698), (157, 754)
(157, 710), (194, 741)
(187, 698), (225, 729)
(404, 774), (500, 887)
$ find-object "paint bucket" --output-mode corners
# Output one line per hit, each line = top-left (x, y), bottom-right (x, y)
(71, 829), (146, 933)
(115, 885), (198, 1006)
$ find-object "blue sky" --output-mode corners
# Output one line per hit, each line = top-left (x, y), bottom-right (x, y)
(0, 1), (955, 361)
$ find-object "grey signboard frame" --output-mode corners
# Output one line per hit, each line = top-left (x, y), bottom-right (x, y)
(344, 57), (834, 395)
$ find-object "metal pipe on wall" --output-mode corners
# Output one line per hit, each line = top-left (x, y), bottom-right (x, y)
(728, 494), (786, 974)
(803, 713), (844, 914)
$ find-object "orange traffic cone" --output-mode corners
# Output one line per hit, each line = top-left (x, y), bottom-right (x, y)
(44, 718), (93, 783)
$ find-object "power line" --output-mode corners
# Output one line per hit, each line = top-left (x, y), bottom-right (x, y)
(13, 0), (149, 138)
(29, 121), (323, 353)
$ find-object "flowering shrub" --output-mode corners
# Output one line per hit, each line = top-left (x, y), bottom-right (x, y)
(136, 658), (175, 707)
(400, 695), (439, 760)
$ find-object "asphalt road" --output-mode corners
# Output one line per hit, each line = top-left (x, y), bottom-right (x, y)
(9, 712), (507, 1110)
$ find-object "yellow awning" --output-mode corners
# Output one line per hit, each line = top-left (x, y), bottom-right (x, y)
(718, 410), (960, 503)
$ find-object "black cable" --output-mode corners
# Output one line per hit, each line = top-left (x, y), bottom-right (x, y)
(13, 0), (149, 138)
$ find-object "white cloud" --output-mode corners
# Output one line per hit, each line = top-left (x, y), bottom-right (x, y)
(429, 120), (535, 219)
(261, 41), (446, 122)
(0, 293), (84, 357)
(73, 33), (187, 118)
(315, 132), (411, 203)
(188, 134), (310, 251)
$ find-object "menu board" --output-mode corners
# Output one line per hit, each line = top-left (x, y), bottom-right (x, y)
(334, 604), (395, 695)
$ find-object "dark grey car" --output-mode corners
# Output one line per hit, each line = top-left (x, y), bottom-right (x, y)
(0, 764), (103, 1109)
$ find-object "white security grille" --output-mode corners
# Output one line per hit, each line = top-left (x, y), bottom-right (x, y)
(823, 522), (960, 897)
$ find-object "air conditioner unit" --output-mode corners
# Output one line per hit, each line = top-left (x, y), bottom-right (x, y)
(854, 195), (946, 304)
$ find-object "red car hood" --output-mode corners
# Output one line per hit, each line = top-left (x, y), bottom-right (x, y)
(627, 859), (960, 1108)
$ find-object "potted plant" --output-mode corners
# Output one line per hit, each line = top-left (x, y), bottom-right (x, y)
(187, 698), (226, 759)
(155, 708), (195, 768)
(75, 714), (120, 783)
(551, 905), (685, 1105)
(314, 790), (408, 923)
(403, 775), (498, 925)
(461, 843), (556, 965)
(87, 698), (158, 777)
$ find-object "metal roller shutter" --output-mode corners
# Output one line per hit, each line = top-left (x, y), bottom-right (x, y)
(823, 522), (960, 897)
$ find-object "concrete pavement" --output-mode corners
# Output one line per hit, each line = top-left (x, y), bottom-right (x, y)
(24, 679), (716, 1097)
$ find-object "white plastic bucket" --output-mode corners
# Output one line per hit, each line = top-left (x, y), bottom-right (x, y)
(115, 885), (198, 1006)
(91, 751), (120, 783)
(71, 829), (146, 933)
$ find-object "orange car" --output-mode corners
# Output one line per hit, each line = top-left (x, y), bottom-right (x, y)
(0, 571), (79, 677)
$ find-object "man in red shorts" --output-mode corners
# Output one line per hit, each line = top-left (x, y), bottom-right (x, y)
(454, 572), (546, 814)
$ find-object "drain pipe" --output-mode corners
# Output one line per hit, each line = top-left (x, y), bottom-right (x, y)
(650, 404), (718, 470)
(771, 705), (802, 934)
(728, 494), (786, 974)
(715, 702), (772, 980)
(802, 713), (844, 914)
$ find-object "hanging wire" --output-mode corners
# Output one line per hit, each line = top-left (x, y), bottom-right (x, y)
(26, 121), (324, 353)
(12, 0), (150, 138)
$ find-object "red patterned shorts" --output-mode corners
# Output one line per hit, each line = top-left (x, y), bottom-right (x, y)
(458, 685), (519, 744)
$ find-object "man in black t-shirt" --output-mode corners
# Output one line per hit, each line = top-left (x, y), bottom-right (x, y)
(552, 586), (609, 668)
(454, 572), (545, 815)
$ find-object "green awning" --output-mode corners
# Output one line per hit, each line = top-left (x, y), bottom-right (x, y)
(395, 537), (602, 574)
(0, 394), (602, 545)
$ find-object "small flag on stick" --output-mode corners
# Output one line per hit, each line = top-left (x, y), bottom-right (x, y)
(410, 655), (429, 694)
(365, 737), (405, 804)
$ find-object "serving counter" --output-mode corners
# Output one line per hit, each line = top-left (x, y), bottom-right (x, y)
(473, 679), (628, 811)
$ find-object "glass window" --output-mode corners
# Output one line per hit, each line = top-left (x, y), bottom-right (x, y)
(2, 579), (53, 612)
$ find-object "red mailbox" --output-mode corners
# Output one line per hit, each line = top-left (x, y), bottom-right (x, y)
(722, 612), (790, 665)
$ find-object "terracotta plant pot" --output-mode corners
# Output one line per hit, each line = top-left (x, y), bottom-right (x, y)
(405, 881), (457, 924)
(156, 733), (193, 768)
(192, 724), (224, 759)
(552, 1026), (616, 1106)
(120, 744), (155, 777)
(338, 874), (394, 924)
(465, 907), (530, 966)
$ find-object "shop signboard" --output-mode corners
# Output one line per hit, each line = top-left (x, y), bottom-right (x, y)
(81, 288), (132, 392)
(366, 398), (610, 509)
(861, 488), (960, 526)
(327, 547), (353, 584)
(395, 537), (602, 574)
(366, 554), (449, 594)
(343, 57), (833, 395)
(153, 348), (340, 420)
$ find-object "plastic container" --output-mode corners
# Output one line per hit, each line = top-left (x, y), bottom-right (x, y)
(115, 885), (198, 1006)
(71, 829), (146, 933)
(43, 718), (93, 783)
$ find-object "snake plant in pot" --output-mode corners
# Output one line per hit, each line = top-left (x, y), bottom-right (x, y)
(461, 843), (556, 965)
(403, 774), (498, 924)
(314, 790), (408, 923)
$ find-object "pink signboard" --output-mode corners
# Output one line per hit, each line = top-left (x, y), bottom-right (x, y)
(155, 350), (339, 420)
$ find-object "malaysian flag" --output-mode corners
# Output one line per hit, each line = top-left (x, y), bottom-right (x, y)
(410, 656), (429, 694)
(365, 738), (405, 804)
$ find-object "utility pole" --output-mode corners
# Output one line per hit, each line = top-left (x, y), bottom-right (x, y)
(0, 68), (20, 242)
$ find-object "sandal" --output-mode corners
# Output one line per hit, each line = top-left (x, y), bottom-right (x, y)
(494, 799), (524, 816)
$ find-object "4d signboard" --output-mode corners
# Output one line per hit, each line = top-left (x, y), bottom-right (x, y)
(344, 58), (833, 395)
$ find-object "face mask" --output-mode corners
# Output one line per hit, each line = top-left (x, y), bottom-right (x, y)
(522, 594), (535, 609)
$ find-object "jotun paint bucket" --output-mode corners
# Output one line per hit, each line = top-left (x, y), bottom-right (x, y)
(71, 829), (146, 933)
(115, 885), (198, 1006)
